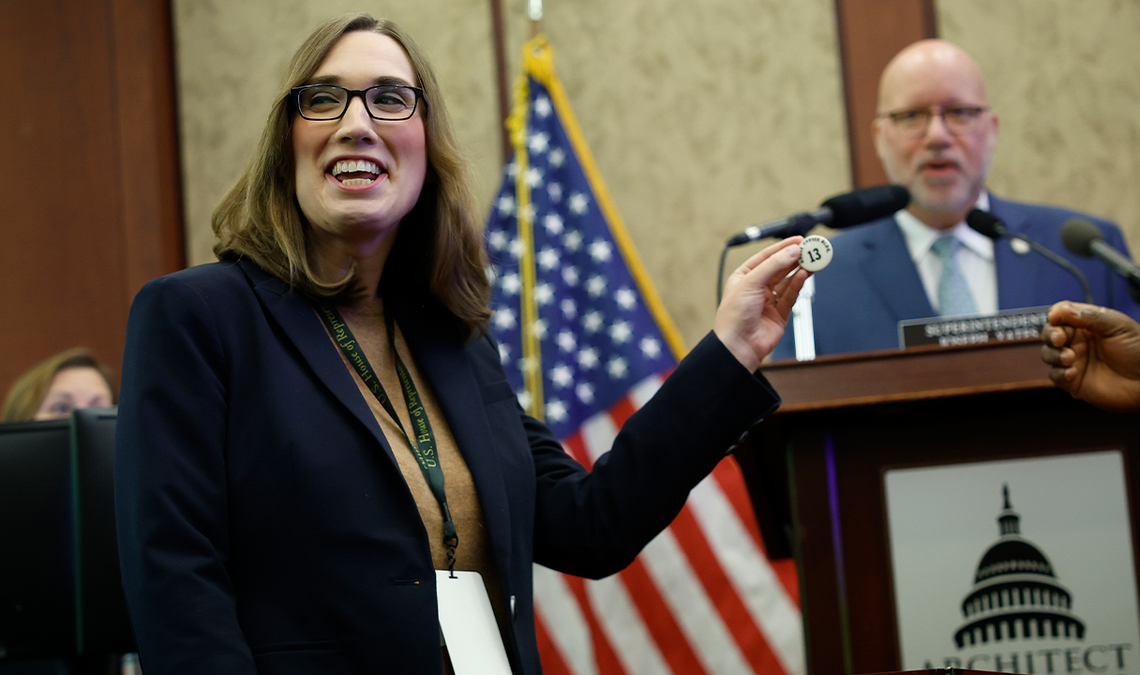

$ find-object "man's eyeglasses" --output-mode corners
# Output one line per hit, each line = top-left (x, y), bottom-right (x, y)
(290, 84), (425, 121)
(876, 106), (990, 136)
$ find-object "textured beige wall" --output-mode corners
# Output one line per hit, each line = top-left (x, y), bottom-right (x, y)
(938, 0), (1140, 253)
(173, 0), (502, 274)
(173, 0), (848, 350)
(172, 1), (1140, 350)
(499, 1), (850, 346)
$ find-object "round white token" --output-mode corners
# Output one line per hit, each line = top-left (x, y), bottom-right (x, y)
(798, 234), (833, 272)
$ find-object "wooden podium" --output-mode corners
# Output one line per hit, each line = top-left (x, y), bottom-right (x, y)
(737, 340), (1140, 675)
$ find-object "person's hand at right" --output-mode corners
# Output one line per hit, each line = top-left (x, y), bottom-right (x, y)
(1041, 301), (1140, 412)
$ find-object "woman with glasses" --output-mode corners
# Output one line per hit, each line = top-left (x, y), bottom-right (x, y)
(115, 14), (808, 674)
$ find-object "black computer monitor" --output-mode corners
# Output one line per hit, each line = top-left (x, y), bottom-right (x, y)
(71, 408), (133, 656)
(0, 408), (134, 662)
(0, 418), (75, 660)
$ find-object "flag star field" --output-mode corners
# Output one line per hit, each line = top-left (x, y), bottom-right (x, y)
(485, 81), (674, 439)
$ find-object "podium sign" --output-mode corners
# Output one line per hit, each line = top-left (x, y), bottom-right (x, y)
(743, 340), (1140, 675)
(897, 306), (1049, 348)
(886, 452), (1140, 672)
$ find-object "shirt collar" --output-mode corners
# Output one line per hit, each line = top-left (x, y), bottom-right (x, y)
(896, 191), (994, 262)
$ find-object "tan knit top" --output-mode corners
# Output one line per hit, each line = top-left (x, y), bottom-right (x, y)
(324, 301), (508, 670)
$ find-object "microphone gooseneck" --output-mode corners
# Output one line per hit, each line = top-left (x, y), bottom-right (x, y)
(1061, 218), (1140, 303)
(963, 209), (1004, 239)
(716, 185), (911, 304)
(820, 184), (911, 230)
(724, 184), (910, 248)
(1060, 218), (1103, 258)
(966, 209), (1093, 304)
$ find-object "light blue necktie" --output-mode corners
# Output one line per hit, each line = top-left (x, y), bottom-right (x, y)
(932, 235), (977, 316)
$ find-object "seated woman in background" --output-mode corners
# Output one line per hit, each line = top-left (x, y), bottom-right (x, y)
(2, 348), (116, 422)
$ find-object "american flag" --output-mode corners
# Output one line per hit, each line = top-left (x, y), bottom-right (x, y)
(485, 36), (805, 675)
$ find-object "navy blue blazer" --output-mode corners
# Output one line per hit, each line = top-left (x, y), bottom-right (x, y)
(115, 258), (780, 675)
(772, 195), (1140, 359)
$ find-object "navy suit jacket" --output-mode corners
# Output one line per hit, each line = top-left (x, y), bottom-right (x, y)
(115, 258), (780, 675)
(772, 195), (1140, 359)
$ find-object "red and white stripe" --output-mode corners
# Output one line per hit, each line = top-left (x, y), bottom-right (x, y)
(534, 374), (804, 675)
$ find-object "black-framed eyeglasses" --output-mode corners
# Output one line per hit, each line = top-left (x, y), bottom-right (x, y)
(876, 105), (990, 136)
(290, 83), (425, 121)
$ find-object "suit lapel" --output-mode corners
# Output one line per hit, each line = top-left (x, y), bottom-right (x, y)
(242, 259), (516, 576)
(238, 260), (398, 464)
(854, 220), (935, 321)
(397, 306), (514, 581)
(990, 197), (1039, 309)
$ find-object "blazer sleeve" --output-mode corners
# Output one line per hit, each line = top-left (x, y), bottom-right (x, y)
(526, 331), (780, 579)
(115, 275), (257, 674)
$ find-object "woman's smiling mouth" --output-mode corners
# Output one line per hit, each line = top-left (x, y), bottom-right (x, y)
(330, 159), (384, 186)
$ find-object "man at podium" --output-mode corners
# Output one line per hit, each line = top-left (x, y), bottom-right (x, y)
(773, 39), (1140, 360)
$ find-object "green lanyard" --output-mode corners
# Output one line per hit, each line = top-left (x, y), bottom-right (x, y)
(318, 303), (458, 574)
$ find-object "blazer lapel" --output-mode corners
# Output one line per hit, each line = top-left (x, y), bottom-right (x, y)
(397, 307), (515, 582)
(854, 220), (935, 321)
(989, 197), (1039, 310)
(238, 260), (397, 463)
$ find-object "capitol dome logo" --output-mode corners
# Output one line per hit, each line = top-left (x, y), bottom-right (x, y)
(886, 452), (1138, 674)
(955, 485), (1085, 649)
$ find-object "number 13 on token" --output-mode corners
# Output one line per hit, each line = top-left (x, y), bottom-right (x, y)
(798, 234), (833, 272)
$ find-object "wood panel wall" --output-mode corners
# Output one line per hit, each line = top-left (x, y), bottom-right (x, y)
(0, 0), (184, 399)
(834, 0), (938, 187)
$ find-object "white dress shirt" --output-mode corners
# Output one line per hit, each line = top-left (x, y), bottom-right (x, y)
(895, 193), (998, 315)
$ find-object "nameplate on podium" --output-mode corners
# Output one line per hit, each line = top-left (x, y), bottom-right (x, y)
(898, 306), (1049, 349)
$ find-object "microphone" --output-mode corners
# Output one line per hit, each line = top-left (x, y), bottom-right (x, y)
(1061, 218), (1140, 302)
(725, 184), (910, 247)
(967, 210), (1093, 303)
